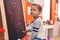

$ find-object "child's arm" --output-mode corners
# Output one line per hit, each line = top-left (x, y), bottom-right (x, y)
(22, 30), (31, 33)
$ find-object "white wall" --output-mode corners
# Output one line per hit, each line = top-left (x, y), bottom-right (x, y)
(42, 0), (50, 21)
(58, 0), (60, 19)
(33, 0), (44, 6)
(33, 0), (50, 21)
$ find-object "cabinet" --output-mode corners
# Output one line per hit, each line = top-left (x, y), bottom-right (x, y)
(44, 25), (55, 40)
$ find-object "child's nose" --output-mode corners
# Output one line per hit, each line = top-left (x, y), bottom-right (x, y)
(31, 11), (33, 14)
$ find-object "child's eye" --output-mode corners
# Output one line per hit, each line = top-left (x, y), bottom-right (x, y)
(31, 9), (36, 11)
(33, 9), (36, 11)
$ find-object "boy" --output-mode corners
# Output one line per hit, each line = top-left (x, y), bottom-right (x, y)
(23, 4), (46, 40)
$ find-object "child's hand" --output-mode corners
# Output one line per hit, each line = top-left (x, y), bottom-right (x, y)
(22, 30), (27, 33)
(22, 31), (26, 33)
(22, 30), (31, 33)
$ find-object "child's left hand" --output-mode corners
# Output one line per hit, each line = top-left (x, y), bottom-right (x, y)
(22, 31), (26, 33)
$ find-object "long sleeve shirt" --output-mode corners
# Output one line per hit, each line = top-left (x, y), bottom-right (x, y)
(29, 17), (46, 40)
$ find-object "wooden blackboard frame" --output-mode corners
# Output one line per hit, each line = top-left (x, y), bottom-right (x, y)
(0, 0), (9, 40)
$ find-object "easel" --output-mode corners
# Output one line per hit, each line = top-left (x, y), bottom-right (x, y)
(0, 0), (9, 40)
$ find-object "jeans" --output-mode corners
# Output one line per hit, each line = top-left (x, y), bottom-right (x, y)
(32, 37), (46, 40)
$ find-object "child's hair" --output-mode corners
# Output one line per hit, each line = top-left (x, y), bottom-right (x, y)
(32, 4), (42, 11)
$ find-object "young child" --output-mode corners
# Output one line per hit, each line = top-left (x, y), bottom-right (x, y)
(23, 4), (46, 40)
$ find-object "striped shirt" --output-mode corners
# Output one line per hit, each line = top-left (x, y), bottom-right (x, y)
(29, 17), (46, 40)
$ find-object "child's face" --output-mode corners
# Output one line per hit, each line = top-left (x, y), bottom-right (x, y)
(31, 5), (41, 17)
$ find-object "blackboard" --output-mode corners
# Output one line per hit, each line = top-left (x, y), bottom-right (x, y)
(4, 0), (26, 40)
